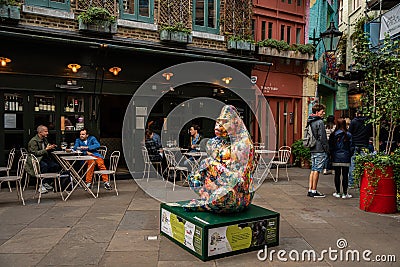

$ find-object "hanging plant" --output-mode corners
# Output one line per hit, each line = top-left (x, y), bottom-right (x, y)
(159, 22), (191, 34)
(77, 7), (116, 25)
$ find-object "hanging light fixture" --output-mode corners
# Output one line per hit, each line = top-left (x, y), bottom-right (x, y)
(0, 57), (11, 67)
(67, 63), (81, 73)
(162, 72), (174, 81)
(222, 77), (232, 84)
(320, 21), (343, 53)
(109, 67), (121, 76)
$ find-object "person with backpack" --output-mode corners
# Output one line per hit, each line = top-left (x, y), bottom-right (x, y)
(305, 104), (329, 198)
(329, 118), (354, 199)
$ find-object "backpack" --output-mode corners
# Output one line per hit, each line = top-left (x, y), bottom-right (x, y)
(303, 122), (318, 148)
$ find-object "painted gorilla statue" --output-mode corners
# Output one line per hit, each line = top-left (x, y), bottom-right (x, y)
(184, 105), (255, 213)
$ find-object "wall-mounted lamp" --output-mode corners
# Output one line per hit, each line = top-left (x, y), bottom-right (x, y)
(67, 63), (81, 73)
(311, 21), (343, 54)
(162, 72), (174, 81)
(222, 77), (232, 84)
(0, 57), (11, 67)
(109, 67), (121, 76)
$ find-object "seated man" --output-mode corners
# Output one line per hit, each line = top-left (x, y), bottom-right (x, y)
(25, 125), (60, 194)
(74, 129), (111, 190)
(145, 129), (163, 162)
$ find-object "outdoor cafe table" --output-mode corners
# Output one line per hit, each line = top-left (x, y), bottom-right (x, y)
(182, 151), (208, 172)
(58, 154), (97, 200)
(254, 149), (277, 183)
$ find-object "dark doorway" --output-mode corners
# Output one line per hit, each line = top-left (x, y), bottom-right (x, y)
(100, 95), (131, 138)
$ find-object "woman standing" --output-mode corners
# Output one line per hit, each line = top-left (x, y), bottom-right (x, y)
(329, 118), (354, 199)
(324, 115), (335, 175)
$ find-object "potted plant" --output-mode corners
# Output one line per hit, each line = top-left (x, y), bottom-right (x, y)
(227, 35), (255, 52)
(0, 0), (21, 20)
(257, 39), (315, 60)
(353, 151), (399, 213)
(257, 39), (290, 56)
(291, 139), (311, 169)
(77, 7), (117, 34)
(289, 43), (315, 60)
(351, 18), (400, 213)
(159, 22), (192, 44)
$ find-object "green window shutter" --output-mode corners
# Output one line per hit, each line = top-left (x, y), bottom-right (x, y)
(119, 0), (154, 23)
(193, 0), (220, 34)
(25, 0), (48, 8)
(49, 0), (70, 11)
(25, 0), (70, 11)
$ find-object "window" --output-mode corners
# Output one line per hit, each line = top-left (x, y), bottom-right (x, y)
(120, 0), (154, 23)
(297, 0), (301, 6)
(25, 0), (70, 11)
(281, 25), (285, 41)
(352, 0), (361, 10)
(339, 0), (343, 24)
(287, 26), (291, 44)
(288, 0), (292, 4)
(251, 19), (255, 39)
(268, 22), (273, 39)
(296, 28), (301, 43)
(261, 21), (266, 40)
(193, 0), (220, 34)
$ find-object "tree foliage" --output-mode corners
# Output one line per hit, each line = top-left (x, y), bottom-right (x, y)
(352, 19), (400, 154)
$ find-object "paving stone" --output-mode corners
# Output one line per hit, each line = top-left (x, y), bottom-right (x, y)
(60, 225), (117, 243)
(0, 253), (45, 267)
(37, 241), (108, 266)
(0, 228), (69, 253)
(107, 229), (160, 252)
(118, 210), (160, 231)
(0, 224), (26, 239)
(0, 205), (49, 225)
(159, 261), (216, 267)
(158, 236), (200, 262)
(127, 197), (160, 211)
(27, 214), (80, 228)
(99, 251), (159, 267)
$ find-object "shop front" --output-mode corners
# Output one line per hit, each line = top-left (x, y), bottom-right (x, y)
(252, 61), (303, 149)
(0, 28), (263, 164)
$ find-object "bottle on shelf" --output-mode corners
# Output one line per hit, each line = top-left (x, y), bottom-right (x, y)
(15, 97), (19, 111)
(69, 100), (74, 112)
(4, 96), (9, 111)
(39, 98), (44, 111)
(35, 99), (39, 112)
(46, 99), (51, 111)
(18, 98), (23, 111)
(9, 96), (14, 111)
(51, 99), (55, 111)
(74, 99), (79, 112)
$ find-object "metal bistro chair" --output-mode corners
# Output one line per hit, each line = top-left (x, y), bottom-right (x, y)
(31, 154), (63, 204)
(142, 147), (163, 181)
(98, 145), (108, 158)
(94, 151), (120, 197)
(0, 154), (27, 205)
(164, 150), (188, 191)
(20, 148), (31, 191)
(270, 146), (292, 181)
(0, 148), (16, 192)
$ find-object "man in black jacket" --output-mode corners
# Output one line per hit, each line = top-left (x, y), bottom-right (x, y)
(348, 110), (373, 187)
(307, 104), (329, 198)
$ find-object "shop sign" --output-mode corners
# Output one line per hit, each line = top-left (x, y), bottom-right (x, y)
(336, 84), (348, 110)
(261, 85), (279, 94)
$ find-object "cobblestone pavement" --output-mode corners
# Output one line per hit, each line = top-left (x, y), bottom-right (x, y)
(0, 167), (398, 266)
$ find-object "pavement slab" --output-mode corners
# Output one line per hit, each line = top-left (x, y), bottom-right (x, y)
(0, 169), (398, 266)
(0, 228), (69, 253)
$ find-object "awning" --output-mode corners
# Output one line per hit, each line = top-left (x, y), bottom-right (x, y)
(0, 25), (272, 66)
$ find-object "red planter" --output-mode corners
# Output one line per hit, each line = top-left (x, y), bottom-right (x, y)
(359, 165), (397, 214)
